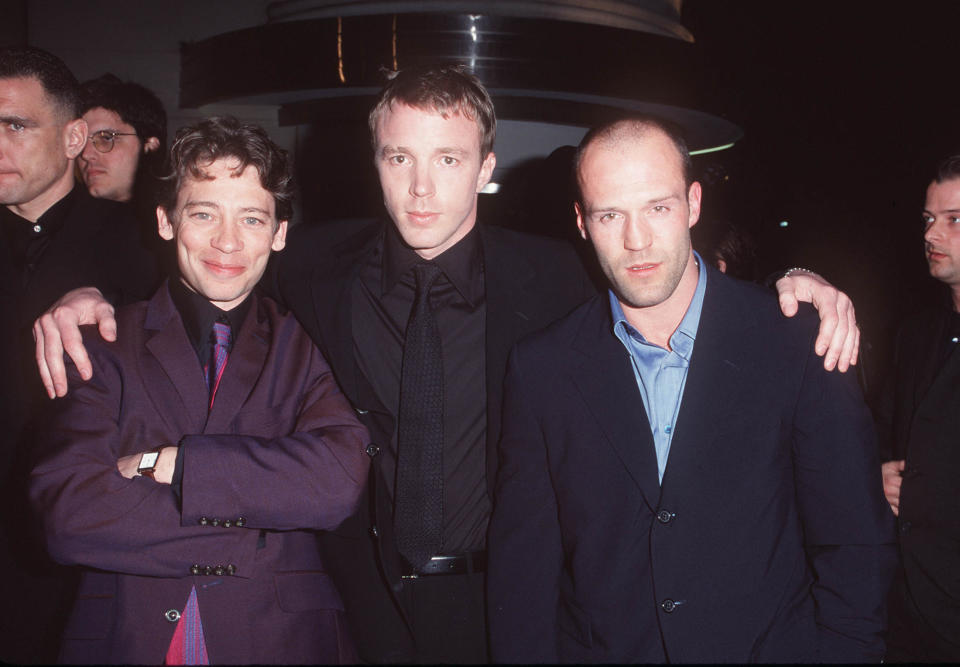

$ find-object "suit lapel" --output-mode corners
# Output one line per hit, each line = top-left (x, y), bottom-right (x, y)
(663, 270), (753, 488)
(204, 294), (272, 433)
(571, 297), (661, 511)
(142, 285), (209, 435)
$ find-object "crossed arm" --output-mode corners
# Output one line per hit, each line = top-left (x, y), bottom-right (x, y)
(34, 271), (860, 399)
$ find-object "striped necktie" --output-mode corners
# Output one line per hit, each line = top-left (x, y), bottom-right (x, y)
(205, 320), (232, 410)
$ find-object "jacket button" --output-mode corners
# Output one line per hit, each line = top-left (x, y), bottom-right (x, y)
(235, 517), (246, 527)
(190, 564), (201, 575)
(661, 599), (677, 613)
(198, 517), (208, 526)
(165, 609), (181, 622)
(203, 566), (212, 576)
(210, 518), (220, 527)
(213, 565), (225, 576)
(656, 509), (674, 524)
(900, 521), (912, 535)
(226, 564), (236, 575)
(223, 520), (232, 528)
(365, 443), (380, 458)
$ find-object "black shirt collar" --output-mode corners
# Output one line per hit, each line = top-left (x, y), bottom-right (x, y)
(381, 222), (484, 306)
(168, 277), (251, 356)
(1, 185), (83, 262)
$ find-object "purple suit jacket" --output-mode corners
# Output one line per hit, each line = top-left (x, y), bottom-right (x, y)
(30, 283), (370, 664)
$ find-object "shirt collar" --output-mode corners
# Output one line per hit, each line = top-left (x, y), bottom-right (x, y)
(1, 184), (82, 239)
(609, 251), (708, 360)
(381, 222), (484, 306)
(168, 277), (251, 355)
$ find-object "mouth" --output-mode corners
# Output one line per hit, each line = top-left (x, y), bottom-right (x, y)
(626, 262), (660, 274)
(927, 248), (948, 262)
(407, 211), (439, 224)
(203, 260), (246, 277)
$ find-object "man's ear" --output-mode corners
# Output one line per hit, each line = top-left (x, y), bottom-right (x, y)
(143, 136), (160, 154)
(475, 151), (496, 193)
(687, 181), (702, 229)
(157, 206), (174, 241)
(574, 201), (589, 241)
(271, 220), (288, 252)
(64, 118), (87, 160)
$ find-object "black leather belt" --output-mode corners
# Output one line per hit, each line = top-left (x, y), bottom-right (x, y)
(401, 551), (487, 578)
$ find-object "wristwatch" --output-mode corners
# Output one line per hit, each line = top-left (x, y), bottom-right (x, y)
(137, 448), (162, 479)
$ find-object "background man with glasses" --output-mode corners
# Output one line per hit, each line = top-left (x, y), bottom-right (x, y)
(0, 46), (159, 663)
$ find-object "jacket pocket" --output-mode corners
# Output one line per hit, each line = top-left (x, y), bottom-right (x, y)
(275, 571), (345, 613)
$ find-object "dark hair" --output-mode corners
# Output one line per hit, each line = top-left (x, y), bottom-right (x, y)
(692, 219), (759, 281)
(368, 64), (496, 157)
(0, 46), (80, 119)
(933, 154), (960, 184)
(574, 115), (693, 200)
(159, 116), (293, 223)
(80, 74), (167, 150)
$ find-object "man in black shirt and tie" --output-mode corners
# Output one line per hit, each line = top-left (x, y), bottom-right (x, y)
(34, 65), (862, 663)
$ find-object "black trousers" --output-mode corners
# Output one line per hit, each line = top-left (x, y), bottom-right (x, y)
(398, 569), (488, 664)
(886, 574), (960, 663)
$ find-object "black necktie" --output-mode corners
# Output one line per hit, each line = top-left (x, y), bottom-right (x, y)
(395, 263), (444, 571)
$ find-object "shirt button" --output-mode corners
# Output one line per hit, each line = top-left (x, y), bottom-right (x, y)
(664, 424), (672, 434)
(165, 609), (181, 623)
(365, 443), (380, 458)
(899, 521), (912, 535)
(370, 524), (379, 538)
(661, 599), (677, 613)
(32, 224), (41, 233)
(656, 509), (674, 524)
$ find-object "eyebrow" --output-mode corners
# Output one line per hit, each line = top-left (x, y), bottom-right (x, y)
(0, 115), (35, 127)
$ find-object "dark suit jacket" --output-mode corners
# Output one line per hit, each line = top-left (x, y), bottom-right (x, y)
(488, 266), (897, 663)
(273, 219), (597, 662)
(30, 284), (370, 664)
(876, 300), (960, 642)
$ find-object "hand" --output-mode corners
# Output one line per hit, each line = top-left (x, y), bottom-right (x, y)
(775, 270), (859, 372)
(33, 287), (115, 399)
(881, 459), (905, 516)
(116, 446), (178, 485)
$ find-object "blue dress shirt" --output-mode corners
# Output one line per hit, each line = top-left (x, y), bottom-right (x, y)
(610, 252), (707, 483)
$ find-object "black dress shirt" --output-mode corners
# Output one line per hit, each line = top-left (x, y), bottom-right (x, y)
(0, 186), (79, 290)
(352, 225), (490, 554)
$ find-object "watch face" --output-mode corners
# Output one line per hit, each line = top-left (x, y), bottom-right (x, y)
(138, 451), (160, 471)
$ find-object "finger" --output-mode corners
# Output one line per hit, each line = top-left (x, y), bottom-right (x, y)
(37, 314), (72, 397)
(59, 317), (93, 384)
(850, 326), (861, 367)
(835, 316), (858, 374)
(823, 306), (849, 371)
(33, 320), (56, 399)
(777, 281), (800, 318)
(814, 308), (840, 366)
(95, 302), (117, 342)
(896, 459), (906, 472)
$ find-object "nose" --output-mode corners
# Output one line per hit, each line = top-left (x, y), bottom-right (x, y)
(924, 218), (942, 245)
(212, 222), (242, 253)
(410, 162), (435, 198)
(623, 216), (652, 251)
(80, 138), (98, 163)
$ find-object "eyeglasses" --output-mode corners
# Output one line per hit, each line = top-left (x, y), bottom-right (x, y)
(88, 129), (138, 154)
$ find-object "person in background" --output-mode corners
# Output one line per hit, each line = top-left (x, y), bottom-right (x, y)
(878, 154), (960, 662)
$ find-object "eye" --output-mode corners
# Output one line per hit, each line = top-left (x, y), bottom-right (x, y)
(242, 216), (264, 226)
(597, 212), (621, 223)
(190, 211), (212, 221)
(388, 154), (407, 165)
(950, 216), (960, 225)
(4, 120), (25, 132)
(441, 156), (459, 166)
(922, 213), (935, 227)
(651, 205), (669, 214)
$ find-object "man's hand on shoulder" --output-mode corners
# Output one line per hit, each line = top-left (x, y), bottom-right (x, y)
(775, 269), (859, 373)
(116, 446), (178, 485)
(881, 460), (905, 516)
(33, 286), (116, 399)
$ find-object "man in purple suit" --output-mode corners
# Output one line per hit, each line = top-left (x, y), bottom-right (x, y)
(29, 116), (369, 664)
